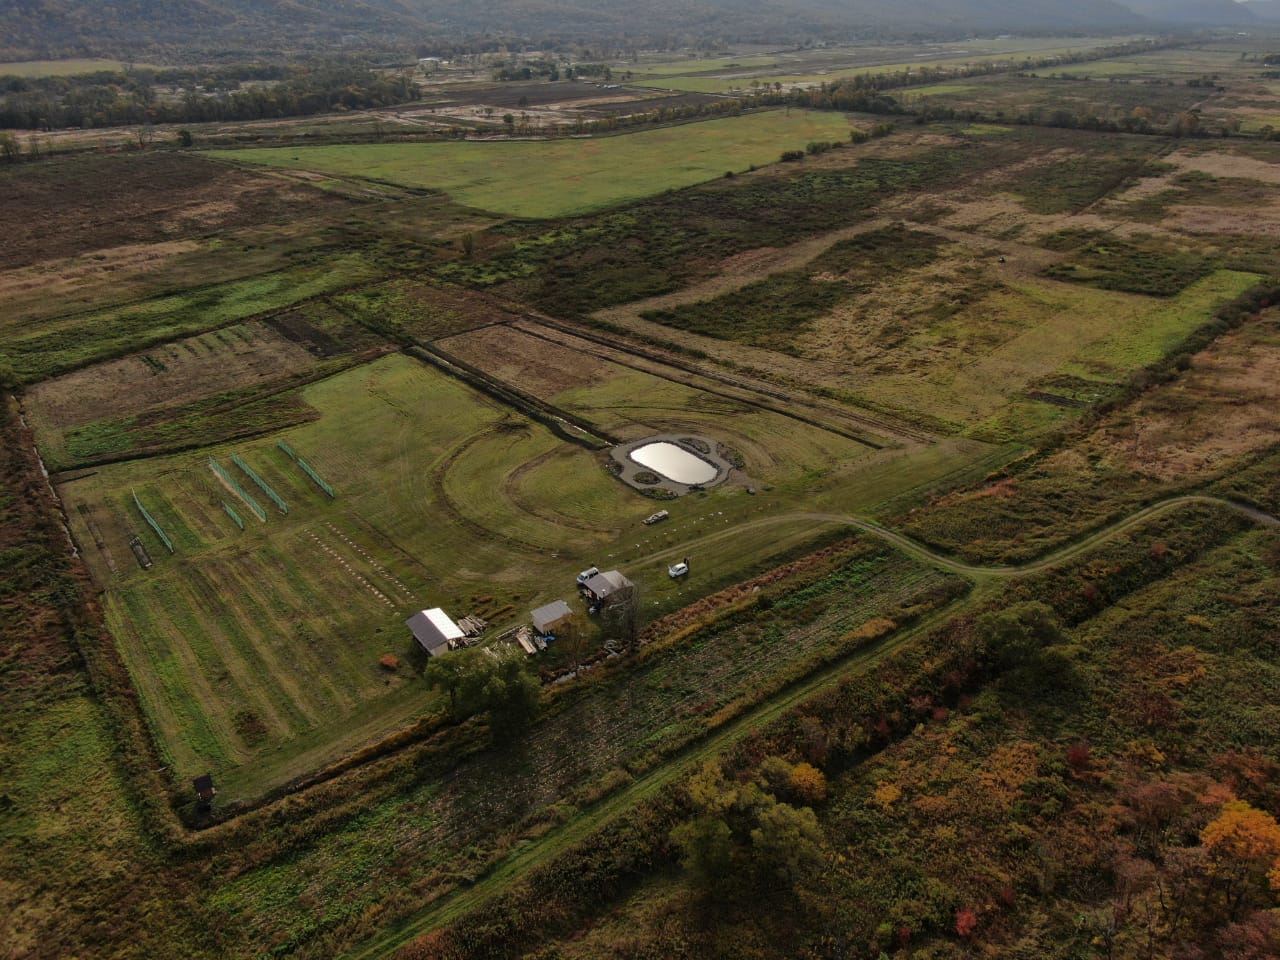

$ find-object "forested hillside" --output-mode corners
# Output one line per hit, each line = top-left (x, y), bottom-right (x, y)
(2, 0), (1152, 60)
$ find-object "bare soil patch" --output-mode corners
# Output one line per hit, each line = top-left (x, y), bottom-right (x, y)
(1165, 204), (1280, 236)
(937, 194), (1156, 245)
(1172, 148), (1280, 184)
(439, 324), (613, 394)
(25, 321), (316, 433)
(0, 152), (352, 269)
(0, 240), (199, 304)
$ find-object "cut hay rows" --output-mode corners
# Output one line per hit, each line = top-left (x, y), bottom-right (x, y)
(209, 457), (267, 522)
(232, 454), (288, 514)
(131, 489), (174, 554)
(322, 520), (414, 599)
(306, 531), (395, 608)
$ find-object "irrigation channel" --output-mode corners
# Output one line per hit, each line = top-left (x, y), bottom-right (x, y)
(339, 494), (1279, 960)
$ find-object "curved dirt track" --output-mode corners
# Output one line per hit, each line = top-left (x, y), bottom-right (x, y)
(343, 493), (1279, 960)
(636, 494), (1280, 579)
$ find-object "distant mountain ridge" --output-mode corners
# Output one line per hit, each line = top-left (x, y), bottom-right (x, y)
(1119, 0), (1258, 25)
(4, 0), (1155, 59)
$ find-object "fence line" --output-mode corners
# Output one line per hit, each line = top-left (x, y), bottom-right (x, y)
(223, 502), (245, 530)
(209, 458), (267, 522)
(232, 454), (288, 514)
(277, 439), (336, 498)
(131, 489), (174, 553)
(297, 458), (336, 499)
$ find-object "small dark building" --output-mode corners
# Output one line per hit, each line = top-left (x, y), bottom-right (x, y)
(581, 570), (634, 607)
(193, 773), (217, 807)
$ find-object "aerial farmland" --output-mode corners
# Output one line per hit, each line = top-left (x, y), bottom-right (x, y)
(5, 26), (1280, 960)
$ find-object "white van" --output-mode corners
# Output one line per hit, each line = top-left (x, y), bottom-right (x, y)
(576, 566), (600, 585)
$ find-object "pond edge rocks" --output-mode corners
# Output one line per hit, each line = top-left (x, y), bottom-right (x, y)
(609, 434), (733, 496)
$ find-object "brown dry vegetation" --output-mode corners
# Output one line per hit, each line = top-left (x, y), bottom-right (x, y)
(25, 321), (316, 434)
(439, 323), (615, 394)
(1075, 308), (1280, 482)
(1099, 146), (1280, 235)
(0, 152), (352, 268)
(0, 239), (201, 306)
(334, 280), (530, 342)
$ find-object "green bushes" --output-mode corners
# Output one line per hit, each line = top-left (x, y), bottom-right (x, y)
(434, 139), (1010, 321)
(641, 225), (944, 348)
(1043, 232), (1217, 296)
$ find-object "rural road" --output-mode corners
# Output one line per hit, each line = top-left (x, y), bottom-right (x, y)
(341, 493), (1278, 960)
(637, 494), (1280, 581)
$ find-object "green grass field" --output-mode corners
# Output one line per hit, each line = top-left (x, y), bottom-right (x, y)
(0, 58), (161, 76)
(639, 46), (1128, 94)
(206, 111), (856, 218)
(59, 351), (912, 800)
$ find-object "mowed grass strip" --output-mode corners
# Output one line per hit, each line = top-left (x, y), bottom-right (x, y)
(207, 111), (855, 218)
(107, 588), (233, 770)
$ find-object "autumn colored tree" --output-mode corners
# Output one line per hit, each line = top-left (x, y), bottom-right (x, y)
(670, 759), (827, 898)
(1201, 800), (1280, 920)
(789, 762), (827, 805)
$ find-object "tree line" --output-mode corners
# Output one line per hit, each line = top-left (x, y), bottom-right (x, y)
(0, 59), (418, 130)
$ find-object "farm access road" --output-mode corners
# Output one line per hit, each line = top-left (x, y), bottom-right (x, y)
(637, 494), (1280, 581)
(342, 493), (1278, 960)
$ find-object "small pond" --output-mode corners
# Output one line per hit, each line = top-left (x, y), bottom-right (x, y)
(629, 442), (718, 485)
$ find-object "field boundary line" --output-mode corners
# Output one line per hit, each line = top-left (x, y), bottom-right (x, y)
(512, 312), (924, 445)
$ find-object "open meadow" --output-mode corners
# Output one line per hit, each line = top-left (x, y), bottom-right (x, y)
(7, 38), (1280, 960)
(629, 37), (1141, 93)
(205, 110), (857, 218)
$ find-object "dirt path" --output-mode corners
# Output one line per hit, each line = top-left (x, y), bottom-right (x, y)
(510, 315), (924, 444)
(340, 492), (1279, 960)
(596, 218), (892, 321)
(615, 495), (1277, 582)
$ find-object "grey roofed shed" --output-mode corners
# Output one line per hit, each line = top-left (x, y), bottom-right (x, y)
(405, 608), (464, 656)
(581, 569), (634, 605)
(531, 599), (573, 635)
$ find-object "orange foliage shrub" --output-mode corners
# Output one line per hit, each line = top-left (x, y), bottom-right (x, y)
(789, 762), (827, 805)
(1202, 800), (1280, 872)
(871, 781), (902, 810)
(844, 616), (897, 643)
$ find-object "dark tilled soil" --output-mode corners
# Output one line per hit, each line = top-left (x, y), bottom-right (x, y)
(0, 151), (353, 269)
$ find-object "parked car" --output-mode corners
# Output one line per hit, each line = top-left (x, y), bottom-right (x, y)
(643, 510), (670, 526)
(577, 566), (600, 585)
(668, 560), (689, 578)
